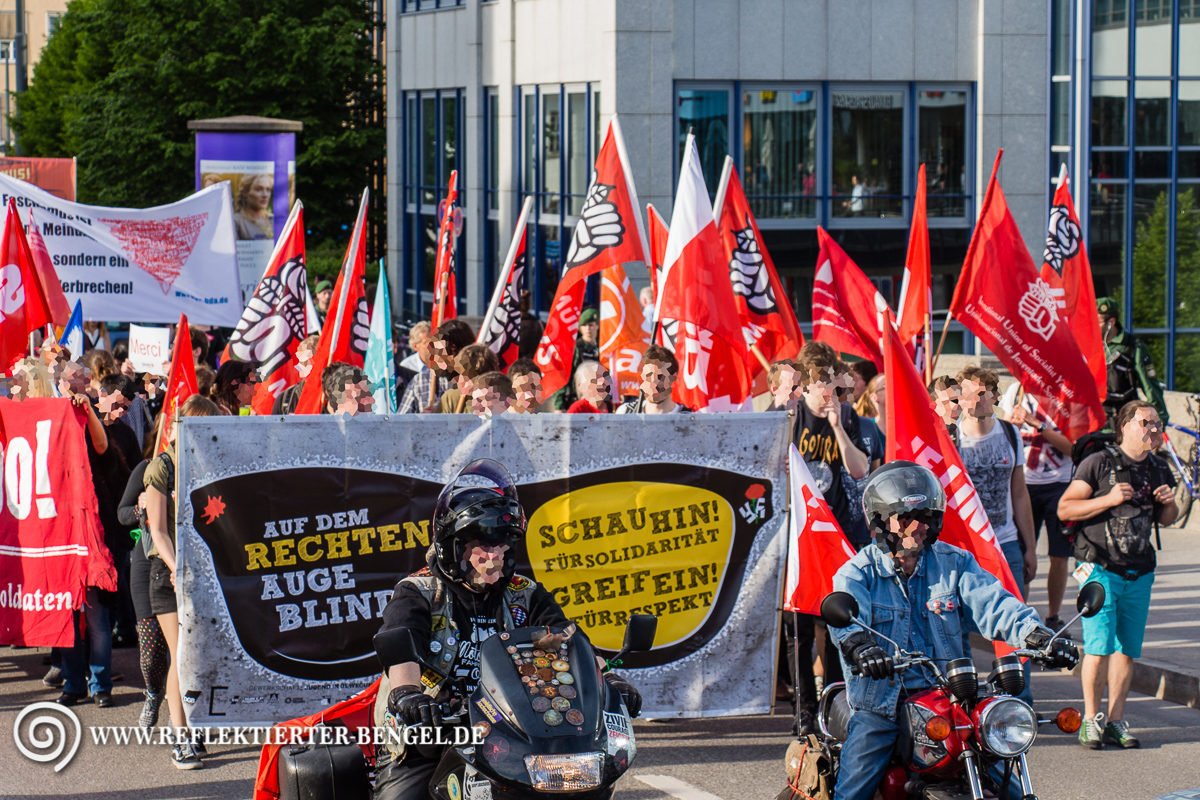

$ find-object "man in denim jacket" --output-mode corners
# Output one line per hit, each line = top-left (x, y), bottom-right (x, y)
(828, 461), (1078, 800)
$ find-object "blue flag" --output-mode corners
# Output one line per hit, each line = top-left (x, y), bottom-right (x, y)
(61, 300), (83, 360)
(365, 265), (396, 413)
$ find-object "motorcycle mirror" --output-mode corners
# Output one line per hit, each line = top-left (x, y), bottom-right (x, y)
(1077, 582), (1106, 618)
(820, 592), (859, 629)
(623, 614), (657, 653)
(374, 627), (428, 671)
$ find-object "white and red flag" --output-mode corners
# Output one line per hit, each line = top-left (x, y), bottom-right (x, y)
(883, 322), (1021, 601)
(431, 172), (460, 330)
(0, 199), (56, 370)
(812, 227), (896, 369)
(479, 197), (533, 368)
(156, 314), (199, 454)
(713, 157), (804, 373)
(654, 136), (751, 411)
(949, 152), (1104, 439)
(897, 164), (931, 347)
(535, 116), (650, 397)
(295, 190), (371, 414)
(784, 443), (856, 615)
(223, 201), (309, 416)
(0, 398), (116, 646)
(1042, 166), (1106, 401)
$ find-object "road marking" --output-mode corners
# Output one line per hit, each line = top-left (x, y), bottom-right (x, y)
(633, 774), (727, 800)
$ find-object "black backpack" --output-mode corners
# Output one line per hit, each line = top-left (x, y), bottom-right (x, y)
(1066, 435), (1163, 554)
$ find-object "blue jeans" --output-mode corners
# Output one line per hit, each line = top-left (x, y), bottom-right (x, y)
(834, 709), (1025, 800)
(60, 587), (113, 697)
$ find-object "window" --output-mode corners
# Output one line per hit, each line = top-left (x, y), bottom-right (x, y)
(742, 87), (818, 219)
(830, 89), (905, 219)
(400, 89), (465, 314)
(918, 90), (968, 218)
(516, 83), (600, 312)
(46, 12), (62, 39)
(676, 88), (730, 200)
(0, 40), (12, 64)
(398, 0), (464, 11)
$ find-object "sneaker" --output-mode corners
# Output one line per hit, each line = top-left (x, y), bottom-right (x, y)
(1104, 719), (1141, 749)
(139, 692), (164, 730)
(191, 734), (208, 757)
(171, 742), (203, 770)
(42, 666), (64, 688)
(1079, 712), (1105, 750)
(55, 692), (84, 707)
(93, 691), (114, 708)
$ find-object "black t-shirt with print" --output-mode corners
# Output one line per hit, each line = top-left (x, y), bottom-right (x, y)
(792, 401), (867, 543)
(1075, 448), (1174, 574)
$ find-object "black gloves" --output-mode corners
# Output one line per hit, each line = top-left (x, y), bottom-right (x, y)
(605, 672), (642, 718)
(387, 684), (441, 727)
(840, 631), (895, 680)
(1024, 627), (1080, 671)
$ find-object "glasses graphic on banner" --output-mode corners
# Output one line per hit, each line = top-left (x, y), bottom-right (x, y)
(14, 701), (82, 772)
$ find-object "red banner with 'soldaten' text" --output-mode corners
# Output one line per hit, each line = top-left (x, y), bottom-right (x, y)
(0, 398), (114, 647)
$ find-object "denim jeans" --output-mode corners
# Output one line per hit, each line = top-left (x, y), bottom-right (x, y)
(60, 587), (113, 697)
(834, 709), (1026, 800)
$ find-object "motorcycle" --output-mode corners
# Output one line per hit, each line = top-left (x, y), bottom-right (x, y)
(779, 582), (1106, 800)
(371, 614), (656, 800)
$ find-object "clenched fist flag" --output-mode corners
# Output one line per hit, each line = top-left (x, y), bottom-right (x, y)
(713, 157), (804, 375)
(223, 201), (309, 416)
(535, 116), (650, 397)
(431, 172), (460, 330)
(949, 152), (1104, 440)
(295, 190), (370, 415)
(479, 197), (533, 368)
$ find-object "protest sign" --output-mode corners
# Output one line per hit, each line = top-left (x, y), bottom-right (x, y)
(174, 414), (789, 725)
(0, 157), (77, 201)
(0, 399), (114, 647)
(128, 324), (171, 374)
(0, 173), (242, 326)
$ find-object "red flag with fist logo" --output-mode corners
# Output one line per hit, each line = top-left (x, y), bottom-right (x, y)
(535, 116), (650, 397)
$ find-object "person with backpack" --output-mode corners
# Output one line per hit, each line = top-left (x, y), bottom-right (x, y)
(1057, 399), (1178, 750)
(1097, 297), (1168, 427)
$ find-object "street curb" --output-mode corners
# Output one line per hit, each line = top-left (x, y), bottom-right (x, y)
(970, 635), (1200, 709)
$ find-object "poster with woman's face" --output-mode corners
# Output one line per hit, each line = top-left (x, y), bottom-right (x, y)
(201, 159), (276, 302)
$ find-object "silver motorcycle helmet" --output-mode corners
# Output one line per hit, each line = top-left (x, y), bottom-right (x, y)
(861, 460), (946, 557)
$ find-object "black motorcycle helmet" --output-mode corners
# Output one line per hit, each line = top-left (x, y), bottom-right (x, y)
(861, 460), (946, 556)
(432, 459), (526, 590)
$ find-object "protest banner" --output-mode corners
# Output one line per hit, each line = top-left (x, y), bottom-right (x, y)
(0, 173), (242, 326)
(0, 398), (114, 647)
(128, 324), (171, 374)
(174, 414), (789, 725)
(0, 157), (77, 201)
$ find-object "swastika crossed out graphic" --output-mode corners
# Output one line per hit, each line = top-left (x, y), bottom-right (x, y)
(98, 214), (209, 294)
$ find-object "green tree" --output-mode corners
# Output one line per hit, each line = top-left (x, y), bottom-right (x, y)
(12, 0), (382, 246)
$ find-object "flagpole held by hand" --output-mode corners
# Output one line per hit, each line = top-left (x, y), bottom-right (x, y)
(930, 309), (954, 377)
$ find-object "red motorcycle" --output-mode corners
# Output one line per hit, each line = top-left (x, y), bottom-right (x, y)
(781, 582), (1105, 800)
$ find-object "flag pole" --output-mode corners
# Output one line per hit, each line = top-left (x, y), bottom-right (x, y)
(930, 310), (954, 377)
(478, 197), (534, 345)
(923, 310), (932, 384)
(712, 156), (733, 221)
(329, 188), (369, 358)
(749, 343), (771, 372)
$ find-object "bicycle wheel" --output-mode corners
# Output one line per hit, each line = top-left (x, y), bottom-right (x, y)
(1167, 457), (1194, 528)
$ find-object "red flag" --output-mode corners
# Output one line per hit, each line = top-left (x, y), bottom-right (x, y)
(784, 444), (855, 615)
(949, 152), (1105, 440)
(599, 263), (650, 397)
(1042, 167), (1106, 401)
(223, 202), (308, 415)
(294, 191), (371, 414)
(479, 197), (532, 368)
(883, 323), (1022, 603)
(812, 227), (895, 369)
(0, 398), (116, 646)
(897, 164), (931, 345)
(715, 161), (804, 372)
(156, 314), (199, 454)
(26, 210), (72, 326)
(535, 117), (650, 397)
(646, 203), (668, 319)
(0, 199), (54, 370)
(431, 172), (460, 329)
(655, 136), (751, 411)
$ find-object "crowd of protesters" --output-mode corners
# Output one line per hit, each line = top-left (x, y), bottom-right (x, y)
(11, 288), (1178, 770)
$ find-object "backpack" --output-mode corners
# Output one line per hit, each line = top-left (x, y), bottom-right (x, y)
(1069, 442), (1162, 568)
(777, 735), (834, 800)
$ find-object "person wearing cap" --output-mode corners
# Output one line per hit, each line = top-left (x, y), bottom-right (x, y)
(1097, 296), (1167, 427)
(549, 306), (600, 411)
(314, 279), (334, 327)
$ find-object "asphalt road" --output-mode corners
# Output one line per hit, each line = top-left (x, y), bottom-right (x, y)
(3, 644), (1200, 800)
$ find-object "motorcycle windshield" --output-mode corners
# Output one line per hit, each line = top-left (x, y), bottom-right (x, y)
(469, 625), (635, 786)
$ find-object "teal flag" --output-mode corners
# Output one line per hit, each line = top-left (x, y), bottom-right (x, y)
(365, 265), (396, 413)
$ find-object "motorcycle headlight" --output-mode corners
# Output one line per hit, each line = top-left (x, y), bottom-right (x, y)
(524, 752), (604, 792)
(977, 697), (1037, 757)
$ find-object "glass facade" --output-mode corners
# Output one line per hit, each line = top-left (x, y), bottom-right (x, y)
(399, 89), (466, 315)
(1056, 1), (1200, 388)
